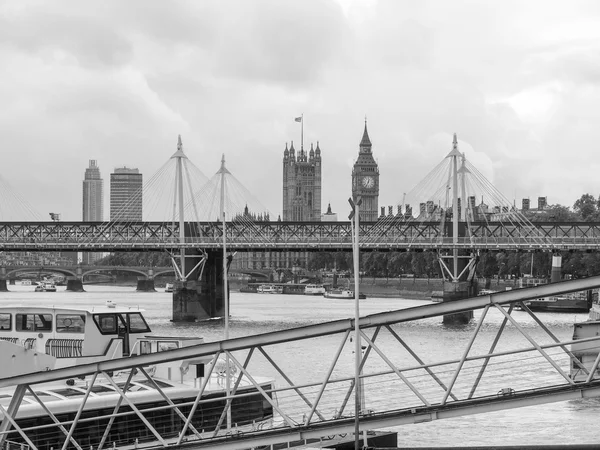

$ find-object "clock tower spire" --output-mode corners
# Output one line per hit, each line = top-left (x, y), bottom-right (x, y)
(351, 119), (379, 221)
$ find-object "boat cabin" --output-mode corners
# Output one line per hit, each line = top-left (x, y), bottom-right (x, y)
(0, 304), (152, 377)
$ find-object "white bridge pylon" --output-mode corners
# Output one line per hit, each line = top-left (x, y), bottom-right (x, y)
(2, 277), (600, 450)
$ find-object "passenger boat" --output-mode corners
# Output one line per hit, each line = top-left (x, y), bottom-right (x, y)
(0, 304), (275, 449)
(523, 291), (592, 313)
(304, 284), (326, 295)
(164, 282), (174, 293)
(34, 281), (57, 292)
(257, 284), (283, 294)
(323, 288), (367, 299)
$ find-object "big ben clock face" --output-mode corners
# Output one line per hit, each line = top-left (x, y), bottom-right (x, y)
(362, 176), (375, 189)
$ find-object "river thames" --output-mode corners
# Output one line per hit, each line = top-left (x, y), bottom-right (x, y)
(4, 284), (600, 447)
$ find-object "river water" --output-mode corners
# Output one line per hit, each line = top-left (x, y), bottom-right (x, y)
(5, 284), (600, 447)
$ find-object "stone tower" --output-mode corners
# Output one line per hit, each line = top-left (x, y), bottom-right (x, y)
(351, 121), (379, 221)
(282, 141), (322, 221)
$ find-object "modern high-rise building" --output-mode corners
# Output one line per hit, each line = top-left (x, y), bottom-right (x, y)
(82, 160), (104, 264)
(83, 160), (104, 222)
(110, 167), (143, 221)
(282, 141), (322, 221)
(351, 121), (379, 222)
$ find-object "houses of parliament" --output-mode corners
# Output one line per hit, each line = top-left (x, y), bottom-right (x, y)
(231, 122), (380, 276)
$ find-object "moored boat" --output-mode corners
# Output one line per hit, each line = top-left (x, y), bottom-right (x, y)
(0, 303), (275, 449)
(164, 282), (174, 293)
(523, 291), (592, 313)
(323, 288), (367, 299)
(34, 281), (57, 292)
(257, 284), (283, 294)
(304, 284), (326, 295)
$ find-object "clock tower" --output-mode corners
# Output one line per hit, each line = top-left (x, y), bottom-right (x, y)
(352, 120), (379, 222)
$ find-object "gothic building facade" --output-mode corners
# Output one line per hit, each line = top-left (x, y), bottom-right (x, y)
(351, 122), (379, 221)
(282, 142), (322, 221)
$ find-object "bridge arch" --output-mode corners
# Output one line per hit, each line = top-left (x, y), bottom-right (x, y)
(6, 267), (77, 278)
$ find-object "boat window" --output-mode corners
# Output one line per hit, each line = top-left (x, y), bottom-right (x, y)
(126, 313), (151, 333)
(140, 340), (152, 354)
(90, 385), (116, 394)
(56, 314), (85, 333)
(135, 379), (172, 389)
(157, 341), (179, 352)
(93, 314), (125, 334)
(15, 313), (52, 332)
(0, 313), (11, 331)
(51, 388), (85, 398)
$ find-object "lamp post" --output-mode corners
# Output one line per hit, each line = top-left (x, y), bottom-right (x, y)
(348, 196), (363, 450)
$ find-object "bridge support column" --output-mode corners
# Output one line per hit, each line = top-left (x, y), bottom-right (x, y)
(0, 278), (7, 292)
(441, 280), (475, 325)
(66, 277), (85, 292)
(172, 249), (228, 322)
(136, 278), (156, 292)
(439, 248), (477, 326)
(551, 254), (562, 282)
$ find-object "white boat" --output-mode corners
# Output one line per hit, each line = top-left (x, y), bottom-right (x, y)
(323, 288), (367, 299)
(0, 303), (275, 448)
(304, 284), (326, 295)
(35, 281), (57, 292)
(257, 284), (283, 294)
(164, 282), (174, 293)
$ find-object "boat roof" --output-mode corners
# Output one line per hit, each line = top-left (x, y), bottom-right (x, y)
(0, 305), (145, 315)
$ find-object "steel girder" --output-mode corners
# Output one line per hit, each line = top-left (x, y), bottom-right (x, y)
(1, 221), (600, 251)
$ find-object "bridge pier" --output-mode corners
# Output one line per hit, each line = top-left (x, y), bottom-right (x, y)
(0, 278), (7, 292)
(66, 277), (85, 292)
(137, 278), (156, 292)
(172, 249), (228, 322)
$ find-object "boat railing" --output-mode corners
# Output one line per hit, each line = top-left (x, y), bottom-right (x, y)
(0, 337), (18, 344)
(45, 339), (84, 358)
(1, 440), (29, 450)
(23, 338), (36, 350)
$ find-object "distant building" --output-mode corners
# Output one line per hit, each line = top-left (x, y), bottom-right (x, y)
(321, 203), (337, 222)
(82, 160), (104, 264)
(282, 141), (322, 221)
(351, 121), (379, 222)
(522, 198), (530, 211)
(538, 197), (547, 210)
(83, 160), (104, 221)
(110, 167), (142, 221)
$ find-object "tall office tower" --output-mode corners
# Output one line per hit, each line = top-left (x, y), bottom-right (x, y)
(282, 141), (322, 221)
(83, 160), (104, 221)
(110, 167), (143, 221)
(82, 160), (104, 264)
(351, 121), (379, 222)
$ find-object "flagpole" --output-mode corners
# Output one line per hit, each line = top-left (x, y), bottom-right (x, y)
(301, 113), (304, 150)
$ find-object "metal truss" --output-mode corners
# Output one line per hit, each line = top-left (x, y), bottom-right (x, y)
(3, 221), (600, 252)
(2, 277), (600, 450)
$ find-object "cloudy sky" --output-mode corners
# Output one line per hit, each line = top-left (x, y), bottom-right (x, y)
(2, 0), (600, 221)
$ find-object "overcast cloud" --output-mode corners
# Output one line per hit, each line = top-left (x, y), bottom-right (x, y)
(2, 0), (600, 220)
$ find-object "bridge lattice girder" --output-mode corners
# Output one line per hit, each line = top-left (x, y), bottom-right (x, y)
(1, 221), (600, 251)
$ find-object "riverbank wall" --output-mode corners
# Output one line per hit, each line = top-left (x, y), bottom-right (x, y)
(229, 277), (526, 300)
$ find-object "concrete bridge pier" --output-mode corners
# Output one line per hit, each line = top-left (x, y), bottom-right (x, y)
(172, 249), (228, 322)
(0, 268), (8, 292)
(66, 277), (85, 292)
(66, 267), (85, 292)
(136, 268), (156, 292)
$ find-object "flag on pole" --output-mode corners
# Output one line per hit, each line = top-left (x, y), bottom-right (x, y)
(295, 116), (302, 122)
